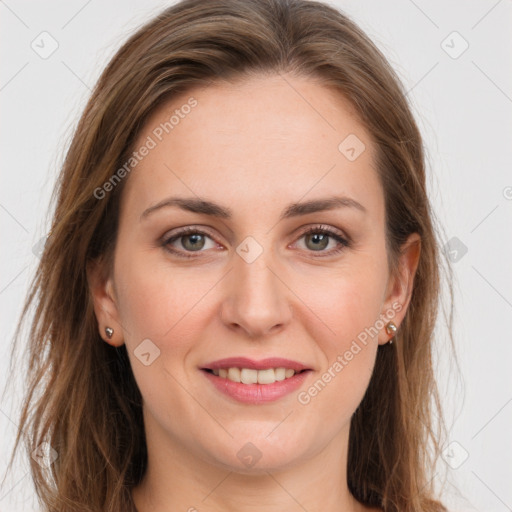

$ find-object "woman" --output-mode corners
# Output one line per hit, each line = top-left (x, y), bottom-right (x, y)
(7, 0), (454, 510)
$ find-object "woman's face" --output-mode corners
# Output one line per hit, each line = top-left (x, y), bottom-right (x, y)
(90, 73), (418, 473)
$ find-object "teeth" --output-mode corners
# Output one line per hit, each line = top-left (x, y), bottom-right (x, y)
(210, 367), (300, 384)
(241, 368), (258, 384)
(258, 368), (278, 384)
(228, 367), (240, 382)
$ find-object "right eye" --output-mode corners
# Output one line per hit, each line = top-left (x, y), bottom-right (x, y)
(162, 227), (221, 258)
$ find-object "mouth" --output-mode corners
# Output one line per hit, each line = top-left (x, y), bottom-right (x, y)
(200, 357), (313, 404)
(201, 367), (310, 385)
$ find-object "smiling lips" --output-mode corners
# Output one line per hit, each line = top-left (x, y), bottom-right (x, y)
(201, 356), (312, 403)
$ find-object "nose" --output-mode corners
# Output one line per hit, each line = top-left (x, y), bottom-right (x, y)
(220, 248), (293, 338)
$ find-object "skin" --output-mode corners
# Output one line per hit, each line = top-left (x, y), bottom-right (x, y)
(88, 72), (420, 512)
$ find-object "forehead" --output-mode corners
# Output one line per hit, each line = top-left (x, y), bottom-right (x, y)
(121, 74), (383, 221)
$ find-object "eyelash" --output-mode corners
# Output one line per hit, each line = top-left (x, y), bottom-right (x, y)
(161, 225), (351, 259)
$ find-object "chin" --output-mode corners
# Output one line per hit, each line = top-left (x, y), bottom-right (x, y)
(202, 435), (311, 475)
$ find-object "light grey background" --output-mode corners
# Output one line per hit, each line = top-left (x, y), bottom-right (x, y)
(1, 1), (511, 511)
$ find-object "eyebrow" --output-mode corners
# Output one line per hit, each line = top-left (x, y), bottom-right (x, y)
(140, 195), (367, 222)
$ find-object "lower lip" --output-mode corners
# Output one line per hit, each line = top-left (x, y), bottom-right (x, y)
(201, 369), (311, 404)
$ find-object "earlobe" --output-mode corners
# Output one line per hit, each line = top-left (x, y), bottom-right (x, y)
(378, 233), (421, 345)
(86, 258), (125, 347)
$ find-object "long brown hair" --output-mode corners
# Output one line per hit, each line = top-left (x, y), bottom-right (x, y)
(4, 0), (456, 510)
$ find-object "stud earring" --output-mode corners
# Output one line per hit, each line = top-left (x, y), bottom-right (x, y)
(105, 326), (114, 339)
(385, 321), (397, 344)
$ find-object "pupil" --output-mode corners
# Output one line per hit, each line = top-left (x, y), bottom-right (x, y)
(307, 233), (328, 251)
(183, 234), (204, 251)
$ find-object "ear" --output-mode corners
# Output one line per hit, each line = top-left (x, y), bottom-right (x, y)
(86, 257), (125, 347)
(378, 233), (421, 345)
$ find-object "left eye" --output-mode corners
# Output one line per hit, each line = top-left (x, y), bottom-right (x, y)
(296, 228), (348, 253)
(162, 226), (349, 258)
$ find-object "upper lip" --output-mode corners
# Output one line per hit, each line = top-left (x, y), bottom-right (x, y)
(201, 357), (311, 372)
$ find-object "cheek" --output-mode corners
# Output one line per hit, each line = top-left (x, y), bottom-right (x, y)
(295, 260), (386, 348)
(113, 251), (213, 419)
(113, 247), (217, 343)
(296, 275), (381, 425)
(291, 257), (386, 407)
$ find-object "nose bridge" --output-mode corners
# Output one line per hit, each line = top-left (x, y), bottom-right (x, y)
(221, 235), (292, 336)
